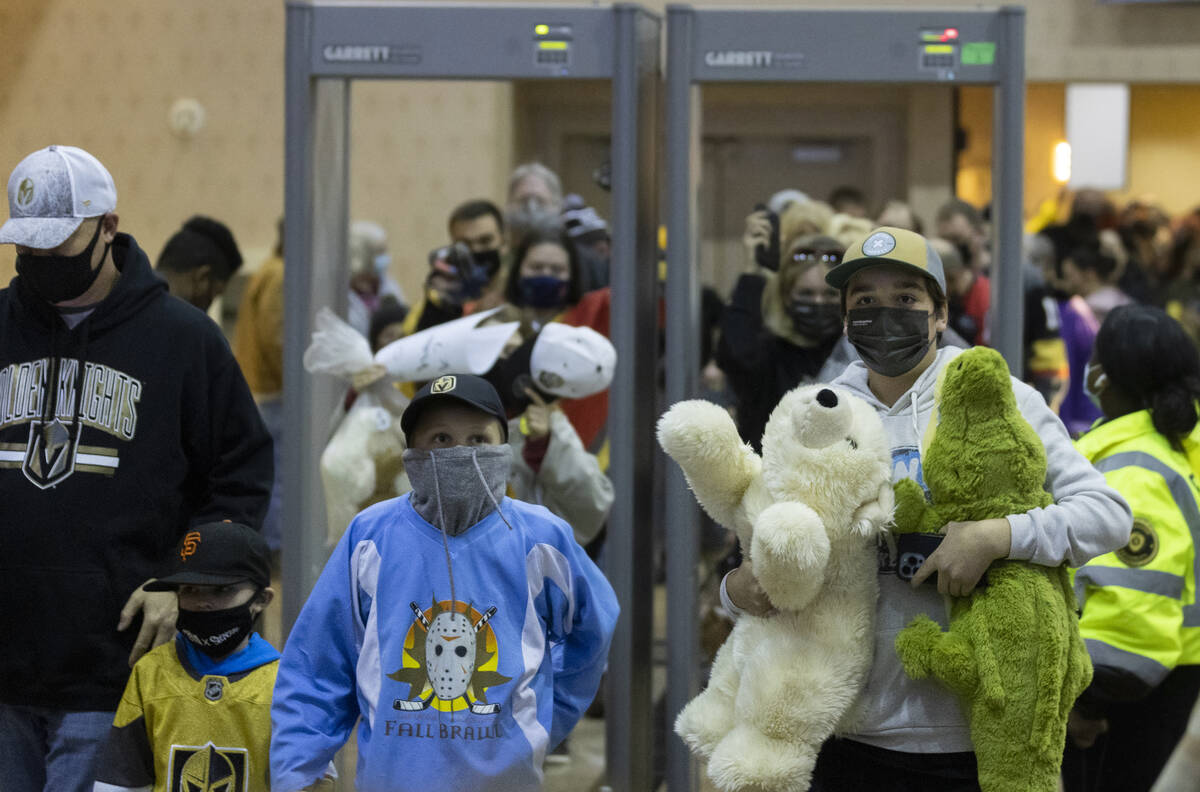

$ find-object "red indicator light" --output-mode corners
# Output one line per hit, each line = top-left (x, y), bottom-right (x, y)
(944, 27), (959, 40)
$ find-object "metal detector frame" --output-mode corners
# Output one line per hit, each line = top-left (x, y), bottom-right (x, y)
(663, 6), (1025, 790)
(283, 4), (660, 790)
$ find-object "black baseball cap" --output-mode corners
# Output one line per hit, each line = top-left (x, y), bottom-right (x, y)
(400, 373), (509, 444)
(145, 521), (271, 591)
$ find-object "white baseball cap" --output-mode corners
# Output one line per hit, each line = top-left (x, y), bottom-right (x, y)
(530, 323), (616, 400)
(0, 146), (117, 249)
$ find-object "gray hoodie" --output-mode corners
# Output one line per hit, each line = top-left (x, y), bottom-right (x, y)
(830, 345), (1131, 753)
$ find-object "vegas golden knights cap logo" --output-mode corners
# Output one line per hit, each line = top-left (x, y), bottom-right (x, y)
(22, 419), (80, 490)
(17, 177), (34, 208)
(431, 375), (456, 394)
(168, 743), (247, 792)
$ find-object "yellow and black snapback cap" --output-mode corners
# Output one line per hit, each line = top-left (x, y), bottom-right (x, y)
(825, 226), (946, 297)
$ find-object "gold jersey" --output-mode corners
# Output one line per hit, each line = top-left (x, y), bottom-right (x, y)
(94, 636), (277, 792)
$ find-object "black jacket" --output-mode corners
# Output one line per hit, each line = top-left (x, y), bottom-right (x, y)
(716, 273), (837, 453)
(0, 233), (272, 710)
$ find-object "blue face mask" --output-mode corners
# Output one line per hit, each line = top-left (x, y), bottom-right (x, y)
(518, 275), (568, 309)
(1084, 362), (1107, 412)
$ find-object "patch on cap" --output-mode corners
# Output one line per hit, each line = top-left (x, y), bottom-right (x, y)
(16, 178), (34, 208)
(431, 375), (456, 394)
(538, 370), (566, 390)
(862, 231), (897, 257)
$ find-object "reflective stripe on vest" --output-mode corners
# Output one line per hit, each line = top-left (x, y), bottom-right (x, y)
(1084, 638), (1171, 687)
(1074, 566), (1185, 601)
(1095, 451), (1200, 628)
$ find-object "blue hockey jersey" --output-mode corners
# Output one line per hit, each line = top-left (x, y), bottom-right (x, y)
(270, 494), (618, 792)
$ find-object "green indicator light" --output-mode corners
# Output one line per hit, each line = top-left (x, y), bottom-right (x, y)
(923, 44), (954, 54)
(535, 24), (550, 35)
(961, 42), (997, 66)
(537, 40), (568, 50)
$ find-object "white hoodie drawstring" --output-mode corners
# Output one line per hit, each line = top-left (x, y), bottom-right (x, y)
(910, 391), (920, 447)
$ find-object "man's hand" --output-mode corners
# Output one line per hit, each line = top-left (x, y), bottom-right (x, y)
(910, 518), (1011, 597)
(742, 210), (773, 271)
(725, 563), (775, 617)
(118, 580), (179, 667)
(521, 388), (551, 440)
(1067, 709), (1108, 749)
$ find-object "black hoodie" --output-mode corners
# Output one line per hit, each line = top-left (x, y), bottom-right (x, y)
(0, 232), (272, 710)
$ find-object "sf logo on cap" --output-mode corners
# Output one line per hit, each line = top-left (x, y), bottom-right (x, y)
(16, 178), (34, 208)
(862, 231), (897, 257)
(181, 531), (202, 562)
(431, 375), (457, 394)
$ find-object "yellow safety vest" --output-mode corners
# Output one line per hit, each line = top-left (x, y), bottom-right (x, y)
(1074, 410), (1200, 687)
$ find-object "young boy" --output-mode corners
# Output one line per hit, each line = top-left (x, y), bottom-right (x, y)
(92, 521), (302, 792)
(270, 374), (619, 792)
(724, 227), (1131, 790)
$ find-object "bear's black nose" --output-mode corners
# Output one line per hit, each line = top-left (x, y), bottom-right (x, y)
(816, 388), (838, 409)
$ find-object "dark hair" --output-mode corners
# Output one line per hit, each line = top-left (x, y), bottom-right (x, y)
(1096, 304), (1200, 448)
(935, 198), (984, 232)
(448, 199), (504, 236)
(504, 225), (584, 308)
(1165, 207), (1200, 283)
(828, 185), (867, 212)
(368, 296), (409, 352)
(1061, 238), (1118, 281)
(157, 216), (243, 280)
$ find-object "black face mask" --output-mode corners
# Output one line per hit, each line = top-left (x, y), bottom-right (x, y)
(16, 221), (110, 304)
(472, 248), (502, 280)
(177, 600), (255, 659)
(787, 300), (842, 343)
(846, 306), (934, 377)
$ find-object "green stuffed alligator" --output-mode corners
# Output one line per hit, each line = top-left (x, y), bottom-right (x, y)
(891, 346), (1092, 792)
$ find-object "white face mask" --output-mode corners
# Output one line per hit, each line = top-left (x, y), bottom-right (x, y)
(1084, 362), (1108, 412)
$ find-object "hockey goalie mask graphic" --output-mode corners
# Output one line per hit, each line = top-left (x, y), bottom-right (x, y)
(389, 596), (512, 714)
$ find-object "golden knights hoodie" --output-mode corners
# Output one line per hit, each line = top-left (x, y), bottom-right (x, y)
(0, 232), (272, 711)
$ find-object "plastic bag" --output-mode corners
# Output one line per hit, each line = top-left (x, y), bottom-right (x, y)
(305, 307), (411, 546)
(303, 307), (374, 380)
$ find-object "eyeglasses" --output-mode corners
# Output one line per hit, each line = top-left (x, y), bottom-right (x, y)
(791, 249), (842, 265)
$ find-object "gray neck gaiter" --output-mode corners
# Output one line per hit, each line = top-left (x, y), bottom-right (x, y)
(403, 445), (513, 536)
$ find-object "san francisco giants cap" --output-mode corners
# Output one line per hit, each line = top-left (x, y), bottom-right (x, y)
(825, 226), (946, 298)
(0, 146), (118, 250)
(145, 521), (271, 591)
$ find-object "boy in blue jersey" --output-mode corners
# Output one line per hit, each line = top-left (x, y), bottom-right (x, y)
(93, 521), (334, 792)
(270, 374), (619, 792)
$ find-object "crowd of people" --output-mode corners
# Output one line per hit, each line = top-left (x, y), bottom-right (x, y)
(1, 141), (1198, 792)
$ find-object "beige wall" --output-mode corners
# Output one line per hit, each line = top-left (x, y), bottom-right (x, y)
(0, 1), (515, 301)
(4, 0), (1200, 288)
(957, 83), (1200, 218)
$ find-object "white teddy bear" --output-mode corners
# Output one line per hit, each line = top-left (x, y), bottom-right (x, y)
(658, 385), (894, 792)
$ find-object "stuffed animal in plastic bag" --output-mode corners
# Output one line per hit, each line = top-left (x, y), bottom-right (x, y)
(890, 345), (1092, 792)
(659, 385), (893, 792)
(304, 308), (413, 548)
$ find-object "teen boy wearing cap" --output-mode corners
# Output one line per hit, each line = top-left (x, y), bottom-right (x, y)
(0, 146), (272, 791)
(724, 227), (1131, 790)
(271, 374), (618, 792)
(91, 522), (315, 792)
